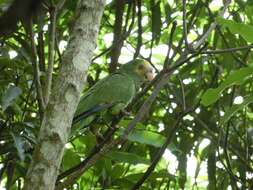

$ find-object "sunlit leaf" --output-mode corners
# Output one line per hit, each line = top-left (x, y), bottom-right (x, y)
(201, 67), (253, 106)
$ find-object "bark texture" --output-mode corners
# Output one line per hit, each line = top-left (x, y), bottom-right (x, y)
(23, 1), (106, 190)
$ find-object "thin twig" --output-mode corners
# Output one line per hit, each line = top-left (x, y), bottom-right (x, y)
(37, 30), (46, 72)
(178, 75), (186, 111)
(122, 1), (132, 33)
(164, 21), (177, 68)
(21, 80), (35, 121)
(223, 122), (240, 189)
(201, 44), (253, 54)
(55, 32), (62, 64)
(182, 0), (189, 49)
(109, 0), (125, 73)
(45, 4), (57, 105)
(148, 38), (154, 60)
(29, 18), (45, 112)
(56, 0), (66, 10)
(123, 0), (136, 38)
(133, 0), (142, 59)
(222, 86), (240, 189)
(92, 47), (112, 62)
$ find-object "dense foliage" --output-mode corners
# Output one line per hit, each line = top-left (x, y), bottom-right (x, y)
(0, 0), (253, 189)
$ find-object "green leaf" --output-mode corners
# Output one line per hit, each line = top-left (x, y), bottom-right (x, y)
(1, 85), (22, 111)
(217, 17), (253, 43)
(200, 88), (221, 106)
(151, 0), (162, 44)
(11, 133), (25, 161)
(62, 149), (81, 170)
(117, 128), (179, 152)
(118, 128), (165, 147)
(125, 170), (175, 182)
(201, 67), (253, 106)
(220, 95), (253, 125)
(110, 164), (125, 179)
(107, 151), (150, 165)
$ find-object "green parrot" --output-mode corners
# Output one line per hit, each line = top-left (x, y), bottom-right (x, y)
(72, 59), (154, 130)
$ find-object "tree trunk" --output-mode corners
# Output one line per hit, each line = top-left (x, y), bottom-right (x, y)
(23, 1), (106, 190)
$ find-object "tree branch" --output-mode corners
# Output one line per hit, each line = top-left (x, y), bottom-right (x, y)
(164, 21), (177, 68)
(201, 44), (253, 54)
(133, 0), (142, 59)
(182, 0), (189, 49)
(44, 3), (57, 105)
(109, 0), (125, 73)
(28, 18), (46, 114)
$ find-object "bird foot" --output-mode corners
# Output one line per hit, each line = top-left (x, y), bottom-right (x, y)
(121, 109), (131, 116)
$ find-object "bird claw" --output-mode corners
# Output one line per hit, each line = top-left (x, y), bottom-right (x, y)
(95, 131), (105, 143)
(121, 109), (131, 116)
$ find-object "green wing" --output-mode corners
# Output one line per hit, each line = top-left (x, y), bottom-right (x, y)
(73, 73), (136, 126)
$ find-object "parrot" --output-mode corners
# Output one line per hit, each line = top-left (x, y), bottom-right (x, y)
(72, 59), (154, 134)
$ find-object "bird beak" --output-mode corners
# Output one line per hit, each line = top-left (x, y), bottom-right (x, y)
(146, 72), (154, 81)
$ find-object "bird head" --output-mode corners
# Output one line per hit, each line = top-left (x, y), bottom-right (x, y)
(134, 59), (154, 82)
(119, 59), (154, 82)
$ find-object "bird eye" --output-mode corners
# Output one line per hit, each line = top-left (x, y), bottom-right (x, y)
(138, 64), (144, 70)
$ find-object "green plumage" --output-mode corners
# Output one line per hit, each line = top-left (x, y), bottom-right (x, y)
(72, 59), (153, 129)
(75, 73), (136, 117)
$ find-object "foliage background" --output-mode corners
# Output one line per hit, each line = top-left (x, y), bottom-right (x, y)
(0, 0), (253, 189)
